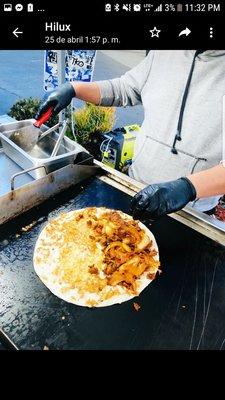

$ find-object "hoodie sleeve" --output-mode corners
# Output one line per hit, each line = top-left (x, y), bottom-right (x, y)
(96, 51), (155, 107)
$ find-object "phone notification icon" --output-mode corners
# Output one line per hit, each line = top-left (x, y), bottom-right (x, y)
(4, 4), (12, 11)
(15, 4), (23, 12)
(27, 3), (34, 12)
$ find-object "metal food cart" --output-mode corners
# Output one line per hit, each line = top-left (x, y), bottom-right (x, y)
(0, 115), (225, 350)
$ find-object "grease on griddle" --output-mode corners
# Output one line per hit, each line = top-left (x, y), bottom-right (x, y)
(133, 302), (141, 312)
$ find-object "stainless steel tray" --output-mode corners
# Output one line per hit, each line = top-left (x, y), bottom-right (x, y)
(0, 149), (34, 196)
(0, 119), (88, 179)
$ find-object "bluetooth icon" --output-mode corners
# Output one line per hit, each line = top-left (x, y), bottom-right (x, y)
(114, 3), (120, 11)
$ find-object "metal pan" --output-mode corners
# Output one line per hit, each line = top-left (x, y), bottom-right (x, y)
(0, 119), (88, 179)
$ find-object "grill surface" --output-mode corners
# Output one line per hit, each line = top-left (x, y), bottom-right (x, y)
(0, 177), (225, 350)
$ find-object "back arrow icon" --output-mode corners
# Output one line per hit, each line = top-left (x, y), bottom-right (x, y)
(13, 28), (23, 38)
(179, 27), (191, 37)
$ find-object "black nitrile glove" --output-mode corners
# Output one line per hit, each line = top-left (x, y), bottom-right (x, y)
(130, 177), (197, 222)
(36, 83), (76, 119)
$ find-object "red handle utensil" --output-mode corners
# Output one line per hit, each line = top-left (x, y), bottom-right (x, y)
(34, 107), (53, 128)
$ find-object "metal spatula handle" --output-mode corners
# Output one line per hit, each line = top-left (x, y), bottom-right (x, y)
(38, 122), (61, 141)
(51, 120), (69, 157)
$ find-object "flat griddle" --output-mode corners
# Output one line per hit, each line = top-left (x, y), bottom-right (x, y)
(1, 177), (225, 350)
(1, 116), (225, 350)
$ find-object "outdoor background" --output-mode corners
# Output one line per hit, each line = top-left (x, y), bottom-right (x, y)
(0, 50), (145, 128)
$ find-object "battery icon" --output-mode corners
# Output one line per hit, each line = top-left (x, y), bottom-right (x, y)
(177, 3), (183, 12)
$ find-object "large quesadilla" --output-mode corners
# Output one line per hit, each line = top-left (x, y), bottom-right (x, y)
(33, 207), (160, 307)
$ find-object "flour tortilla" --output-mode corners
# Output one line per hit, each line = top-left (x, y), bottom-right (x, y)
(33, 208), (159, 307)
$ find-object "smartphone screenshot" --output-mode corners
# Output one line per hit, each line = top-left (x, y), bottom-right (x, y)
(0, 1), (225, 351)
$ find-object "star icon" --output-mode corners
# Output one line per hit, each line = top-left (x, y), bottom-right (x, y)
(149, 27), (161, 38)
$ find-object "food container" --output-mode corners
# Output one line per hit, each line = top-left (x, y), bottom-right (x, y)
(0, 119), (88, 179)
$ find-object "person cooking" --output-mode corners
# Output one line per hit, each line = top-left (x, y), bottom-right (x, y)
(36, 50), (225, 221)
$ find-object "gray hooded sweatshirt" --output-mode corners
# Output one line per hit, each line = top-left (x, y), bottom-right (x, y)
(97, 50), (225, 211)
